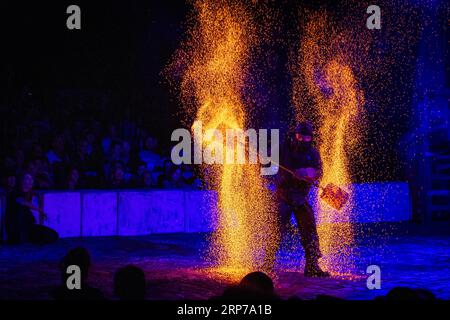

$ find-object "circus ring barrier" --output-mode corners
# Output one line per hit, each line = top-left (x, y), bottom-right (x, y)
(0, 182), (411, 238)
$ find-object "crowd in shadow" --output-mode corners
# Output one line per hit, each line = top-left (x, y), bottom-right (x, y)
(1, 88), (202, 193)
(50, 247), (438, 301)
(51, 247), (146, 300)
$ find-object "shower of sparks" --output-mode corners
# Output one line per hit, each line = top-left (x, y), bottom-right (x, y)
(166, 0), (428, 278)
(291, 12), (366, 274)
(169, 0), (278, 278)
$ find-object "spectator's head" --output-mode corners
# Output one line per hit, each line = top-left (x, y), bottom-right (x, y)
(170, 166), (183, 184)
(114, 265), (146, 300)
(25, 160), (38, 177)
(220, 272), (276, 300)
(182, 164), (194, 181)
(142, 170), (153, 188)
(144, 136), (157, 151)
(6, 175), (17, 190)
(111, 161), (125, 183)
(60, 247), (91, 285)
(20, 173), (34, 193)
(136, 161), (147, 177)
(239, 272), (274, 296)
(114, 168), (124, 182)
(163, 159), (173, 175)
(69, 168), (79, 182)
(67, 168), (80, 189)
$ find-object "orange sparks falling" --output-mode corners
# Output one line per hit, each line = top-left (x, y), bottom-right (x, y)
(292, 12), (365, 274)
(176, 0), (278, 277)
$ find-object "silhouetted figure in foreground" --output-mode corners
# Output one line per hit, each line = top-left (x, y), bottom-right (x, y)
(50, 247), (104, 300)
(216, 272), (279, 300)
(114, 265), (146, 300)
(376, 287), (436, 301)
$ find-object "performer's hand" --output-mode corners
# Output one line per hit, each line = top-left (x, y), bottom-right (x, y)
(305, 167), (318, 180)
(295, 168), (317, 182)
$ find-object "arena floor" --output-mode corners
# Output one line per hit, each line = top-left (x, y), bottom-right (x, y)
(1, 230), (449, 300)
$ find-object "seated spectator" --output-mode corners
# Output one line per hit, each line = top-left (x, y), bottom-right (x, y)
(104, 141), (125, 180)
(27, 158), (54, 189)
(5, 173), (58, 244)
(45, 135), (69, 187)
(140, 170), (156, 189)
(106, 140), (124, 164)
(66, 167), (84, 190)
(181, 164), (202, 188)
(46, 135), (69, 165)
(120, 140), (133, 169)
(1, 172), (17, 195)
(156, 159), (173, 187)
(159, 165), (188, 189)
(114, 265), (146, 300)
(72, 138), (102, 174)
(50, 247), (104, 300)
(139, 135), (161, 172)
(135, 161), (147, 177)
(101, 124), (119, 154)
(108, 161), (131, 189)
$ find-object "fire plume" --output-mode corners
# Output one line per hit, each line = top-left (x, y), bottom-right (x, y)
(292, 13), (365, 274)
(176, 0), (278, 277)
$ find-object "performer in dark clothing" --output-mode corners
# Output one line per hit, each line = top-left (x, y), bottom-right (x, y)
(5, 173), (58, 244)
(275, 122), (329, 277)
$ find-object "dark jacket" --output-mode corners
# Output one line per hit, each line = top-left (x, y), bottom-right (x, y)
(277, 139), (323, 200)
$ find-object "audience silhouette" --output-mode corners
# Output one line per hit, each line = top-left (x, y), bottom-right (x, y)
(50, 247), (104, 300)
(114, 265), (147, 300)
(45, 249), (439, 301)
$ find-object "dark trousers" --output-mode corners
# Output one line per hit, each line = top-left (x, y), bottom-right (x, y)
(263, 197), (321, 271)
(27, 224), (59, 244)
(278, 201), (321, 262)
(5, 207), (59, 245)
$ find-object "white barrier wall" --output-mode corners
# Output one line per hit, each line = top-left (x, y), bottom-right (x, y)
(38, 182), (411, 238)
(41, 189), (219, 238)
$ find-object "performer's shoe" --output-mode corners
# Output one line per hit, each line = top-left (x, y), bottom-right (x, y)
(304, 264), (330, 278)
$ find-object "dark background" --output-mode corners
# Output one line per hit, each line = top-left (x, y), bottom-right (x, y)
(0, 0), (447, 182)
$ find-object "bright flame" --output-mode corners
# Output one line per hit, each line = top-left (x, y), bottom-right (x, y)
(292, 13), (364, 274)
(177, 0), (278, 277)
